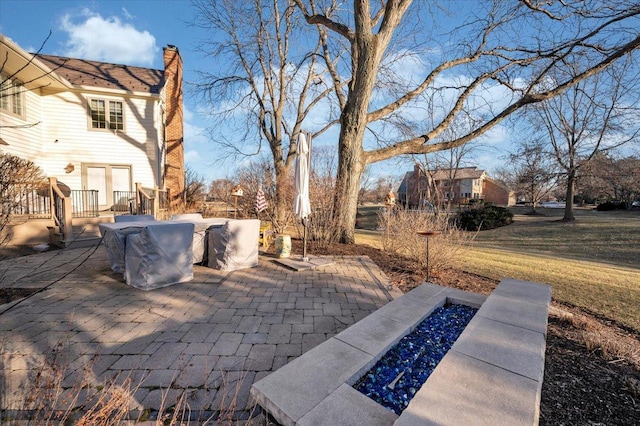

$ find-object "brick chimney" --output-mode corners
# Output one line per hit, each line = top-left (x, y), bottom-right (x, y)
(163, 45), (185, 209)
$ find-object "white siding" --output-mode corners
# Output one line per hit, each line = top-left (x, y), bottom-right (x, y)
(37, 89), (162, 190)
(0, 87), (45, 166)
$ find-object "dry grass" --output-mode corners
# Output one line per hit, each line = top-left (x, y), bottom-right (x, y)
(355, 206), (640, 333)
(549, 306), (640, 368)
(460, 208), (640, 332)
(2, 338), (261, 425)
(457, 246), (640, 331)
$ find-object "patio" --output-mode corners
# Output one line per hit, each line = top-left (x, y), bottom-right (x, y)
(0, 245), (402, 422)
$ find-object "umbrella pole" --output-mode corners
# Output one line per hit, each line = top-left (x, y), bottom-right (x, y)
(302, 218), (308, 262)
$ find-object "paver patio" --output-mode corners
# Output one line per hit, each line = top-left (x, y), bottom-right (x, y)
(0, 245), (402, 422)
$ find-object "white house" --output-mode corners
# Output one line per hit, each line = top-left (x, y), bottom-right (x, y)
(0, 33), (185, 212)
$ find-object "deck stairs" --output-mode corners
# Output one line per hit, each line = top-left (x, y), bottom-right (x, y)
(48, 214), (115, 249)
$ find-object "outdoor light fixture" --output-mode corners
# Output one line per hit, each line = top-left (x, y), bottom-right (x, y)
(64, 163), (75, 174)
(417, 230), (441, 283)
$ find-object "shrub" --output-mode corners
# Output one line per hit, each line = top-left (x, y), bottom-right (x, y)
(378, 208), (474, 275)
(596, 201), (626, 211)
(456, 205), (514, 231)
(0, 153), (46, 247)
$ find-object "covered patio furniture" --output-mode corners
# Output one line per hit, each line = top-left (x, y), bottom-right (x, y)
(169, 213), (229, 263)
(208, 219), (260, 271)
(99, 221), (156, 274)
(115, 214), (155, 223)
(124, 222), (195, 290)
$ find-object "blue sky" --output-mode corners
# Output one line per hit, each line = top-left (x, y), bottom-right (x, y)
(0, 0), (239, 182)
(1, 0), (510, 186)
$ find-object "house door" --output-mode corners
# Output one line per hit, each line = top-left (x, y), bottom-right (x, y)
(84, 164), (132, 210)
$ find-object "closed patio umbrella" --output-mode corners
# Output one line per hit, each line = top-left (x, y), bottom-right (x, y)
(293, 132), (311, 261)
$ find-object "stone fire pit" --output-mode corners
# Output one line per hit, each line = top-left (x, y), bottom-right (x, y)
(251, 278), (551, 426)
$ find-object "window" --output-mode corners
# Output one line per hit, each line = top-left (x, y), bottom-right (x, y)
(1, 73), (25, 118)
(90, 99), (124, 131)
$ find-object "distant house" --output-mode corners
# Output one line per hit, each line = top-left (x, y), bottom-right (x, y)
(0, 33), (185, 211)
(398, 165), (514, 207)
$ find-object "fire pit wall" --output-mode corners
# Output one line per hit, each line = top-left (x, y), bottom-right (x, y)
(251, 278), (552, 426)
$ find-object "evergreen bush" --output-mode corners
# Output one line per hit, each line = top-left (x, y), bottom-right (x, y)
(457, 204), (514, 231)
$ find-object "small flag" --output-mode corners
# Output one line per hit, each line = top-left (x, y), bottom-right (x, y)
(255, 187), (267, 213)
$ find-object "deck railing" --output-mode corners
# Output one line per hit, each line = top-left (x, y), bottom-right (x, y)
(113, 191), (137, 215)
(7, 180), (168, 240)
(2, 186), (51, 217)
(136, 184), (170, 219)
(71, 190), (99, 218)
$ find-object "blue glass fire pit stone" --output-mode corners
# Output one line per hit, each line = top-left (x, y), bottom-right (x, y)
(353, 304), (477, 415)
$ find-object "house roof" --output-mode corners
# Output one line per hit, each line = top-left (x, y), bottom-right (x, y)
(431, 167), (485, 180)
(36, 54), (164, 94)
(398, 167), (486, 195)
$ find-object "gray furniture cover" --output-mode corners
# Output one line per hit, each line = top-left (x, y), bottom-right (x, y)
(100, 221), (155, 274)
(169, 213), (228, 263)
(115, 214), (155, 223)
(124, 222), (195, 290)
(208, 219), (260, 271)
(169, 213), (204, 221)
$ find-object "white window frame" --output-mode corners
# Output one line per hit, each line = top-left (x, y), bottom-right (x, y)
(0, 73), (25, 119)
(89, 98), (125, 131)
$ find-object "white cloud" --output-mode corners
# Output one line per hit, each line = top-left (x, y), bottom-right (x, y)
(184, 150), (201, 163)
(475, 124), (510, 146)
(184, 121), (208, 145)
(59, 9), (157, 66)
(121, 7), (133, 20)
(183, 105), (209, 146)
(183, 105), (194, 122)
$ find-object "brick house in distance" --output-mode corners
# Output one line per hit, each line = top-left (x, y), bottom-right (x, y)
(398, 165), (514, 208)
(1, 34), (185, 211)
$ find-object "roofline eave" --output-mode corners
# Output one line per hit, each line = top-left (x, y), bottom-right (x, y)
(0, 33), (74, 90)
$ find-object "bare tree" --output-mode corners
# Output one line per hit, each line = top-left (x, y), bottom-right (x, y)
(408, 129), (477, 211)
(192, 0), (336, 230)
(208, 178), (234, 201)
(532, 58), (640, 221)
(434, 138), (478, 210)
(611, 156), (640, 208)
(234, 159), (290, 223)
(497, 139), (558, 212)
(184, 166), (207, 209)
(357, 164), (373, 203)
(580, 153), (640, 207)
(292, 0), (640, 242)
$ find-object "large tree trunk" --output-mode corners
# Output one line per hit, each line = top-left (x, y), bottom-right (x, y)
(334, 128), (366, 244)
(333, 32), (379, 244)
(563, 170), (576, 222)
(274, 161), (290, 233)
